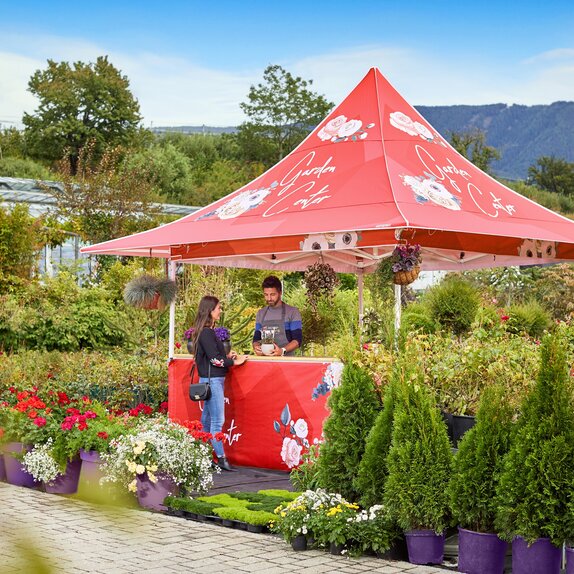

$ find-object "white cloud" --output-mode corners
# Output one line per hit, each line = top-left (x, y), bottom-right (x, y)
(1, 34), (572, 129)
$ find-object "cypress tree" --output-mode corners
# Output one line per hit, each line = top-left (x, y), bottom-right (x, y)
(384, 360), (452, 533)
(495, 331), (574, 545)
(354, 376), (399, 508)
(448, 384), (514, 532)
(315, 363), (381, 501)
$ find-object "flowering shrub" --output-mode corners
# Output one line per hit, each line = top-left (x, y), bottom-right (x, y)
(100, 415), (214, 495)
(214, 327), (230, 341)
(22, 439), (58, 484)
(272, 489), (359, 546)
(346, 504), (398, 554)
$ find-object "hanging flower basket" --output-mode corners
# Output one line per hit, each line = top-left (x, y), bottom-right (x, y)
(393, 265), (421, 286)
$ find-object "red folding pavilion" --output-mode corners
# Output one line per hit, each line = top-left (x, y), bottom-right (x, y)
(82, 67), (574, 273)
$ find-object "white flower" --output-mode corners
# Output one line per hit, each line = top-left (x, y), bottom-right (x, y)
(135, 464), (146, 475)
(414, 121), (433, 140)
(147, 472), (158, 484)
(281, 437), (303, 468)
(22, 440), (59, 484)
(337, 119), (362, 138)
(389, 111), (418, 136)
(128, 479), (137, 493)
(293, 418), (309, 439)
(318, 115), (347, 140)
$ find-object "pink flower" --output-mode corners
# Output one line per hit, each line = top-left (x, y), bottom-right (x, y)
(33, 417), (47, 427)
(281, 437), (303, 469)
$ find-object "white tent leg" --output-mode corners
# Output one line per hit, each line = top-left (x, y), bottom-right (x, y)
(357, 268), (364, 339)
(394, 283), (401, 351)
(168, 260), (176, 360)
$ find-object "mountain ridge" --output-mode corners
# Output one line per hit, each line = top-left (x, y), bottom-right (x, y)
(152, 101), (574, 180)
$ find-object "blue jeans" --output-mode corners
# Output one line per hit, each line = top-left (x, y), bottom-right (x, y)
(200, 376), (226, 458)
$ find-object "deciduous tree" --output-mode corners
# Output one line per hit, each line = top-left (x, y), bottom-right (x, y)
(237, 65), (333, 166)
(527, 156), (574, 196)
(449, 129), (500, 174)
(23, 56), (143, 175)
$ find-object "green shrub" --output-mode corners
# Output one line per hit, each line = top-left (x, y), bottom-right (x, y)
(315, 364), (381, 501)
(448, 385), (514, 532)
(425, 275), (480, 335)
(164, 497), (221, 515)
(257, 489), (300, 501)
(384, 359), (452, 533)
(496, 330), (574, 545)
(289, 443), (321, 491)
(354, 376), (399, 508)
(213, 506), (275, 526)
(400, 302), (438, 337)
(505, 300), (551, 338)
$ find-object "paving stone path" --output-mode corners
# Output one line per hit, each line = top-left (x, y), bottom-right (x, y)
(0, 482), (445, 574)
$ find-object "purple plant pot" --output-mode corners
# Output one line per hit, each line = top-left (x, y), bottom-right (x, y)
(512, 536), (561, 574)
(458, 527), (507, 574)
(79, 449), (103, 485)
(566, 546), (574, 574)
(136, 473), (178, 511)
(3, 442), (37, 488)
(0, 453), (6, 482)
(45, 457), (82, 495)
(405, 529), (445, 565)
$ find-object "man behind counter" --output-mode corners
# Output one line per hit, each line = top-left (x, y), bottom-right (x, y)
(252, 275), (302, 357)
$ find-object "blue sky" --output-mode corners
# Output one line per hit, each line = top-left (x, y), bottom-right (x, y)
(1, 0), (573, 127)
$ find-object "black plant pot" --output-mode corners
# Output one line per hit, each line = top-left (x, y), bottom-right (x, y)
(441, 411), (454, 442)
(291, 535), (307, 551)
(186, 340), (194, 354)
(376, 535), (409, 561)
(329, 542), (345, 555)
(222, 340), (232, 355)
(247, 524), (264, 533)
(222, 519), (234, 528)
(452, 415), (476, 448)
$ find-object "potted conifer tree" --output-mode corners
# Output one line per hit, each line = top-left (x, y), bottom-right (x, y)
(495, 330), (574, 574)
(383, 358), (452, 565)
(447, 384), (513, 574)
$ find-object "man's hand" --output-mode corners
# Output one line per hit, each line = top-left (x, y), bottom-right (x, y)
(253, 343), (264, 356)
(271, 343), (284, 356)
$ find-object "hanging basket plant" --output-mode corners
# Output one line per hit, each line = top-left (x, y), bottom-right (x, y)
(123, 275), (177, 310)
(376, 243), (422, 288)
(304, 261), (339, 313)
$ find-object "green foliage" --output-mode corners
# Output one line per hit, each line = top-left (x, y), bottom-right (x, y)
(412, 329), (539, 415)
(23, 56), (142, 174)
(0, 157), (53, 179)
(505, 300), (551, 338)
(0, 127), (26, 158)
(495, 331), (574, 545)
(425, 275), (480, 335)
(315, 364), (381, 501)
(289, 443), (321, 491)
(354, 377), (400, 508)
(237, 64), (333, 166)
(448, 129), (500, 174)
(0, 204), (44, 289)
(0, 272), (131, 351)
(0, 348), (168, 410)
(165, 497), (221, 515)
(509, 179), (574, 218)
(528, 156), (574, 196)
(448, 385), (514, 532)
(400, 302), (438, 337)
(384, 361), (453, 533)
(213, 506), (276, 526)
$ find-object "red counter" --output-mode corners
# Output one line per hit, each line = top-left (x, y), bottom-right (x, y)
(168, 356), (343, 471)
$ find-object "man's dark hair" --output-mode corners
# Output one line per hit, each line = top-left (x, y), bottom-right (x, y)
(262, 275), (282, 292)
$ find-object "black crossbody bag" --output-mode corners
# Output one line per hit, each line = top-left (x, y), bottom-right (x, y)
(189, 342), (212, 401)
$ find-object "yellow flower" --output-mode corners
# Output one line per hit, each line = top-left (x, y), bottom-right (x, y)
(135, 464), (146, 475)
(128, 480), (137, 493)
(147, 464), (158, 472)
(147, 472), (158, 484)
(281, 512), (286, 517)
(126, 461), (137, 473)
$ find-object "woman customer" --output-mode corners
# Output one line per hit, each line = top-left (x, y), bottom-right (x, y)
(190, 296), (247, 471)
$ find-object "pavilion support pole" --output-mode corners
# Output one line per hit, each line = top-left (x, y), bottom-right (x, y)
(393, 283), (401, 352)
(357, 266), (364, 341)
(168, 260), (176, 360)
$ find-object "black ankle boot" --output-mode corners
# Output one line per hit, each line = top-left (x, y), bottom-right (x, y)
(217, 456), (236, 472)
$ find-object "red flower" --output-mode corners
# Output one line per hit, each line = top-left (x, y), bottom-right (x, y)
(57, 392), (71, 405)
(214, 432), (226, 442)
(158, 401), (169, 414)
(61, 420), (74, 431)
(0, 428), (4, 438)
(78, 422), (88, 431)
(500, 315), (509, 322)
(17, 391), (29, 401)
(33, 417), (47, 427)
(175, 342), (181, 349)
(8, 387), (16, 393)
(84, 411), (97, 419)
(97, 431), (109, 440)
(46, 372), (54, 379)
(28, 410), (38, 419)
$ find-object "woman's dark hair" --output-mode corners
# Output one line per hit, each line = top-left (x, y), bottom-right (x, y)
(262, 275), (282, 292)
(191, 295), (219, 352)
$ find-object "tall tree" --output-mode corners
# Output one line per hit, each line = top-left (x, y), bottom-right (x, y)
(237, 65), (333, 166)
(528, 156), (574, 196)
(449, 129), (500, 174)
(23, 56), (143, 175)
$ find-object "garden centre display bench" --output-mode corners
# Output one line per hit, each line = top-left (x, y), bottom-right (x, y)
(168, 355), (343, 471)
